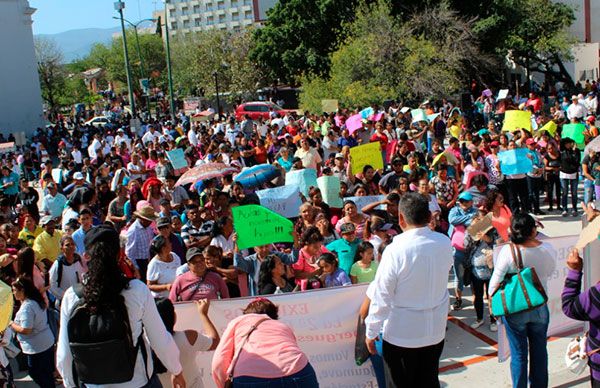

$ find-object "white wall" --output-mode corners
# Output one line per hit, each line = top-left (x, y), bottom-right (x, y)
(0, 0), (44, 137)
(564, 42), (600, 82)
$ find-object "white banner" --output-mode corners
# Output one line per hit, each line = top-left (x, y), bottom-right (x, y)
(344, 195), (385, 214)
(256, 185), (303, 219)
(495, 235), (583, 362)
(173, 284), (377, 388)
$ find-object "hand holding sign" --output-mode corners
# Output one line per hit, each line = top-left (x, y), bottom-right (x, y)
(232, 205), (294, 250)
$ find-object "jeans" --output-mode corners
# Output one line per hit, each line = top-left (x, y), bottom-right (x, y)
(26, 346), (55, 388)
(584, 179), (596, 204)
(527, 176), (543, 212)
(502, 305), (549, 388)
(453, 249), (468, 292)
(382, 339), (444, 388)
(560, 178), (578, 211)
(546, 173), (561, 208)
(233, 363), (319, 387)
(471, 275), (495, 322)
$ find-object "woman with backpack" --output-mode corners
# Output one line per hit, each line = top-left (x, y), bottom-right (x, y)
(56, 225), (185, 388)
(48, 235), (86, 305)
(9, 276), (55, 388)
(488, 212), (557, 388)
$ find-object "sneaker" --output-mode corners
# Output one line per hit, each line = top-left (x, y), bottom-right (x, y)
(562, 211), (568, 217)
(572, 211), (578, 217)
(470, 320), (484, 329)
(548, 207), (554, 211)
(452, 299), (462, 310)
(490, 322), (498, 332)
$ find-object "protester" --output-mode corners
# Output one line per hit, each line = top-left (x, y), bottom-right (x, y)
(350, 241), (378, 283)
(211, 298), (319, 387)
(147, 235), (181, 299)
(258, 254), (295, 294)
(365, 192), (453, 387)
(169, 247), (230, 301)
(489, 212), (557, 388)
(48, 235), (85, 304)
(317, 252), (351, 287)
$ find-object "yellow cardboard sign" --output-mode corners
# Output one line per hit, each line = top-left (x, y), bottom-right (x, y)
(502, 110), (532, 132)
(537, 120), (557, 136)
(350, 142), (384, 175)
(321, 99), (339, 113)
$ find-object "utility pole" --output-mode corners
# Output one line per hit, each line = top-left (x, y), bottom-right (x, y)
(115, 1), (137, 118)
(163, 1), (176, 117)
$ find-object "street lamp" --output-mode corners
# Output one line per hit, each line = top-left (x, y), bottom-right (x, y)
(114, 1), (137, 118)
(212, 71), (221, 120)
(163, 0), (176, 117)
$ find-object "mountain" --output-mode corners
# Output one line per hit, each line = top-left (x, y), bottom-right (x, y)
(36, 27), (120, 63)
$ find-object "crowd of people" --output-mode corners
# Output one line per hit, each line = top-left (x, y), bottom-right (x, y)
(0, 81), (599, 388)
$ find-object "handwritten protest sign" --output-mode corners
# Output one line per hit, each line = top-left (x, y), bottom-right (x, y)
(467, 214), (494, 239)
(349, 143), (384, 175)
(321, 99), (338, 113)
(502, 110), (532, 132)
(496, 89), (509, 101)
(0, 142), (16, 155)
(498, 148), (533, 175)
(232, 205), (293, 250)
(166, 148), (188, 170)
(360, 107), (374, 119)
(317, 176), (343, 208)
(344, 195), (385, 213)
(256, 185), (302, 218)
(562, 123), (586, 146)
(285, 168), (318, 197)
(538, 120), (557, 136)
(345, 114), (363, 134)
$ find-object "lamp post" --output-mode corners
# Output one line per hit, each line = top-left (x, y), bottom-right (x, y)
(114, 1), (136, 118)
(213, 71), (221, 120)
(163, 1), (176, 117)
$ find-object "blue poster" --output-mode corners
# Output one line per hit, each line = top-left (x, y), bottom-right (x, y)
(285, 168), (318, 197)
(498, 148), (533, 175)
(256, 185), (303, 219)
(167, 148), (188, 170)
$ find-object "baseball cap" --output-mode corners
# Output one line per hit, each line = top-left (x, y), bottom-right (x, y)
(186, 247), (204, 262)
(458, 191), (474, 202)
(335, 153), (344, 159)
(156, 217), (171, 229)
(40, 215), (54, 226)
(340, 223), (356, 234)
(73, 172), (84, 180)
(525, 138), (537, 146)
(490, 141), (499, 147)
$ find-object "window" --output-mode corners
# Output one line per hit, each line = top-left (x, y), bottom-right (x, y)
(183, 20), (190, 28)
(217, 0), (225, 10)
(244, 105), (260, 112)
(244, 10), (252, 19)
(218, 14), (225, 23)
(181, 6), (188, 15)
(207, 16), (214, 25)
(193, 5), (200, 14)
(195, 18), (202, 27)
(243, 0), (251, 5)
(231, 11), (239, 20)
(257, 105), (269, 112)
(171, 22), (178, 29)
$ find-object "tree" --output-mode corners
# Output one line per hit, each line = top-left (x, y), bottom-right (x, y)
(35, 37), (66, 118)
(299, 0), (489, 110)
(171, 29), (264, 103)
(250, 0), (360, 84)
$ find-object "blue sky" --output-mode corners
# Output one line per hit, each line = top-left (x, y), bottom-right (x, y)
(30, 0), (159, 34)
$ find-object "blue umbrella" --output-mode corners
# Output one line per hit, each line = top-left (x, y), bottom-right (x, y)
(234, 164), (279, 188)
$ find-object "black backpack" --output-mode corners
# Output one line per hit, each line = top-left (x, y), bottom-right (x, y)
(67, 284), (147, 385)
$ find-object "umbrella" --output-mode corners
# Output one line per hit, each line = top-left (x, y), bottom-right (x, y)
(234, 164), (280, 189)
(0, 280), (12, 331)
(585, 135), (600, 155)
(175, 163), (238, 187)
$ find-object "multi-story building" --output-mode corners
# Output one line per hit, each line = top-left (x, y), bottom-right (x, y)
(0, 0), (44, 137)
(164, 0), (277, 34)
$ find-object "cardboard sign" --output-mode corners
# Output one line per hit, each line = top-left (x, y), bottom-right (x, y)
(467, 213), (494, 239)
(321, 99), (339, 113)
(166, 148), (188, 170)
(0, 142), (16, 155)
(502, 110), (532, 132)
(256, 185), (303, 219)
(317, 176), (343, 208)
(576, 215), (600, 250)
(496, 89), (509, 101)
(349, 143), (384, 175)
(232, 205), (294, 250)
(498, 148), (533, 175)
(285, 168), (318, 197)
(411, 109), (428, 123)
(562, 123), (586, 146)
(537, 120), (557, 136)
(344, 195), (385, 213)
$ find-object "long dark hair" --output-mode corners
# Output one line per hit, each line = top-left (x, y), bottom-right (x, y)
(16, 247), (35, 279)
(211, 216), (231, 239)
(510, 212), (537, 244)
(155, 298), (175, 334)
(84, 239), (130, 313)
(12, 276), (46, 310)
(258, 255), (283, 293)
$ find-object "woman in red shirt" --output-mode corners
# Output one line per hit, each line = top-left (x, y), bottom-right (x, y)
(254, 139), (268, 164)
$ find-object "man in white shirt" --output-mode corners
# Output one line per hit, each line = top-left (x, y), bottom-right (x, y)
(188, 127), (199, 147)
(567, 95), (586, 122)
(114, 128), (132, 150)
(141, 125), (161, 145)
(584, 92), (598, 116)
(365, 192), (453, 387)
(294, 138), (322, 173)
(87, 134), (102, 160)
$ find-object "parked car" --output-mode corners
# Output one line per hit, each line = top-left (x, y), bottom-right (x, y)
(84, 116), (111, 128)
(234, 101), (288, 121)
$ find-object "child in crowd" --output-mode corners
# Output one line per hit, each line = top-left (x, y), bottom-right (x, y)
(317, 253), (351, 288)
(350, 241), (378, 284)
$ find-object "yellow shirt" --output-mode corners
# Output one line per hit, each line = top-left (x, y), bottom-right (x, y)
(33, 230), (63, 263)
(19, 226), (43, 247)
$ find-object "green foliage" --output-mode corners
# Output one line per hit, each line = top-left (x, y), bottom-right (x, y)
(170, 29), (263, 103)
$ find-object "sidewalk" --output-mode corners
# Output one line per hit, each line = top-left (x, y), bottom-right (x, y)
(439, 210), (587, 387)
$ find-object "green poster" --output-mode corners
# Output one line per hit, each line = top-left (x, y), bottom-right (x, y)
(562, 123), (586, 146)
(232, 205), (294, 250)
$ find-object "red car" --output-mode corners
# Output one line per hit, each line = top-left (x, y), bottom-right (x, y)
(234, 101), (288, 121)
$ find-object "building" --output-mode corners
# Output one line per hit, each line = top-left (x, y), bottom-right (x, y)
(0, 0), (44, 138)
(164, 0), (277, 34)
(559, 0), (600, 44)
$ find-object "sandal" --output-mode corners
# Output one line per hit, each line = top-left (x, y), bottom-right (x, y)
(452, 298), (462, 310)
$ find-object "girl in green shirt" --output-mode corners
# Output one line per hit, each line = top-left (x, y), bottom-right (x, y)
(350, 241), (378, 284)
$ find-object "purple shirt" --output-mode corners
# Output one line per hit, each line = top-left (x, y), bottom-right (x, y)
(324, 268), (351, 288)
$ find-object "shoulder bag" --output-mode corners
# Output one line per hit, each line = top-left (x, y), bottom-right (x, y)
(565, 333), (600, 375)
(224, 317), (270, 388)
(491, 243), (548, 317)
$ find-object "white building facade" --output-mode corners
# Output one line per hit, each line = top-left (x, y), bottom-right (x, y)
(165, 0), (277, 34)
(0, 0), (44, 137)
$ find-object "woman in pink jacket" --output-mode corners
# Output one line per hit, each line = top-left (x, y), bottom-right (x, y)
(211, 298), (319, 387)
